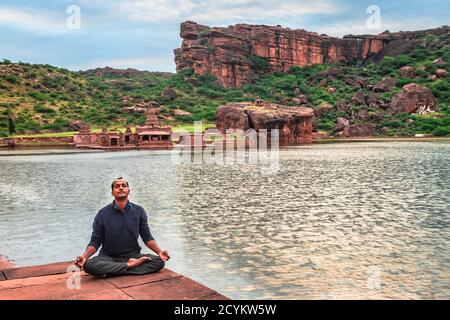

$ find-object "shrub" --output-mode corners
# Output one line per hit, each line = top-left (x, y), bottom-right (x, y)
(29, 92), (48, 101)
(249, 55), (269, 71)
(33, 104), (55, 113)
(396, 78), (415, 87)
(6, 75), (20, 84)
(432, 126), (450, 136)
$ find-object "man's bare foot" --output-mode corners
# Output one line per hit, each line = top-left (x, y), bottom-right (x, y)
(127, 256), (151, 269)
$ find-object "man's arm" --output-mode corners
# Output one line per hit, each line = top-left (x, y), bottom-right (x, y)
(75, 245), (97, 269)
(145, 240), (170, 262)
(75, 213), (103, 269)
(139, 208), (170, 262)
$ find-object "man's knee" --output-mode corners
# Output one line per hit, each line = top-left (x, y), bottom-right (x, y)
(83, 259), (95, 275)
(155, 257), (165, 271)
(83, 258), (103, 276)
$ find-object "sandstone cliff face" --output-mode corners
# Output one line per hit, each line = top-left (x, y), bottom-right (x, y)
(175, 21), (449, 88)
(175, 21), (378, 87)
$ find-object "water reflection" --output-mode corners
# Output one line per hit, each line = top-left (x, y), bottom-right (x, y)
(0, 142), (448, 299)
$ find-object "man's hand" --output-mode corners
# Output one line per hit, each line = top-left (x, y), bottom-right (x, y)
(75, 256), (87, 269)
(158, 250), (170, 262)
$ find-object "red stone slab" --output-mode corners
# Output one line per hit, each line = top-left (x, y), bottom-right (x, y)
(122, 276), (217, 300)
(0, 276), (117, 300)
(60, 289), (134, 300)
(2, 261), (74, 280)
(105, 268), (181, 289)
(0, 256), (15, 270)
(0, 273), (87, 290)
(194, 293), (230, 300)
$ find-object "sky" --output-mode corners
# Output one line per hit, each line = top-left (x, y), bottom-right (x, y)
(0, 0), (448, 72)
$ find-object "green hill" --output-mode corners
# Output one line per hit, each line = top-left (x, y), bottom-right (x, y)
(0, 31), (449, 137)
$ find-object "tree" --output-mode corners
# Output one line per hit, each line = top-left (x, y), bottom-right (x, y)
(8, 114), (15, 135)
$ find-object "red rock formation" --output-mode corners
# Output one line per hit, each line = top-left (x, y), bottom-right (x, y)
(175, 21), (372, 87)
(215, 102), (314, 144)
(390, 83), (436, 114)
(342, 124), (375, 137)
(175, 22), (449, 88)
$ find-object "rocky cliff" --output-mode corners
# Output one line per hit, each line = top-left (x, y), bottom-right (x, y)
(174, 21), (448, 87)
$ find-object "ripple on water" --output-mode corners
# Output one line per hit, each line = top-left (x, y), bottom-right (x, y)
(0, 142), (448, 299)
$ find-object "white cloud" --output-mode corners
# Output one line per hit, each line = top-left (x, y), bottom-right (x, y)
(78, 56), (175, 72)
(311, 17), (444, 37)
(82, 0), (338, 23)
(0, 6), (71, 34)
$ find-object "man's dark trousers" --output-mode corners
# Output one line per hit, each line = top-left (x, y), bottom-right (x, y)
(84, 252), (165, 277)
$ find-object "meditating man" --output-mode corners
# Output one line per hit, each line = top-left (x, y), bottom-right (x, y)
(75, 177), (170, 277)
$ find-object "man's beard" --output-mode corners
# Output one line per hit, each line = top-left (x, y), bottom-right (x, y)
(115, 194), (128, 200)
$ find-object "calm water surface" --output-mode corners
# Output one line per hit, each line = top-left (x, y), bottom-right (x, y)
(0, 142), (449, 299)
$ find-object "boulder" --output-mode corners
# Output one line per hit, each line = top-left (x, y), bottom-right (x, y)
(356, 109), (369, 121)
(215, 102), (314, 144)
(215, 104), (249, 132)
(342, 124), (375, 137)
(432, 57), (444, 65)
(367, 92), (379, 105)
(336, 100), (349, 112)
(435, 68), (448, 78)
(344, 77), (367, 88)
(173, 109), (192, 116)
(350, 90), (366, 105)
(314, 104), (333, 117)
(373, 77), (395, 92)
(296, 95), (308, 104)
(69, 120), (88, 131)
(161, 86), (177, 100)
(390, 83), (436, 114)
(333, 117), (350, 132)
(398, 66), (416, 78)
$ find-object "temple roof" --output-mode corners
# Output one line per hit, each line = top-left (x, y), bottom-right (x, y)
(144, 109), (159, 127)
(138, 130), (171, 135)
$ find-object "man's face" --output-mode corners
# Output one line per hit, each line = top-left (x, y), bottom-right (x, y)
(111, 179), (130, 200)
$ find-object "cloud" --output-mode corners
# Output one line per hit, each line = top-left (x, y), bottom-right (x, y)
(78, 56), (175, 72)
(311, 16), (445, 37)
(82, 0), (339, 24)
(0, 6), (71, 34)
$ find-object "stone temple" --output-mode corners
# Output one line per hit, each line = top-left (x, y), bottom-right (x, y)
(73, 108), (173, 149)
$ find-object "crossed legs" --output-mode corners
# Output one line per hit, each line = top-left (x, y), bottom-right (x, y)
(84, 253), (165, 277)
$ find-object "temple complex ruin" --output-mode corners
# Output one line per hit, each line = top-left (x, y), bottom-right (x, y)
(73, 109), (173, 149)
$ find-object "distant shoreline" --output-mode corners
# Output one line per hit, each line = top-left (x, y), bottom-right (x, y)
(1, 136), (450, 151)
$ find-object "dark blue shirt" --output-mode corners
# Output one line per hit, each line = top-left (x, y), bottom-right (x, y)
(88, 201), (154, 257)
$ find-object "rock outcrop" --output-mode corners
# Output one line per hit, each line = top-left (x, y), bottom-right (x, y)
(175, 21), (449, 87)
(175, 21), (388, 87)
(390, 83), (436, 114)
(373, 77), (395, 92)
(398, 66), (416, 78)
(215, 104), (249, 131)
(215, 101), (314, 144)
(342, 124), (375, 137)
(161, 86), (177, 100)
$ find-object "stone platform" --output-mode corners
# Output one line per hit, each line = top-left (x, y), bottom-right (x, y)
(0, 261), (229, 300)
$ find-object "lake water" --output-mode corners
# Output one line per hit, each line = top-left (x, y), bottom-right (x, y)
(0, 142), (449, 299)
